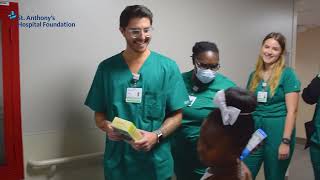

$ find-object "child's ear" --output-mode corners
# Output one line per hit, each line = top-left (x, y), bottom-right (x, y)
(202, 148), (219, 166)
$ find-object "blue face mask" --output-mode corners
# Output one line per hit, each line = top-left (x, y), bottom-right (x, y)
(195, 67), (216, 84)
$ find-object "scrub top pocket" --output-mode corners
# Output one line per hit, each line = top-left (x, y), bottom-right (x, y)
(144, 92), (165, 121)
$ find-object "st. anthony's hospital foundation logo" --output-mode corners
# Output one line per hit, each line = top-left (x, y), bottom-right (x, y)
(19, 14), (76, 28)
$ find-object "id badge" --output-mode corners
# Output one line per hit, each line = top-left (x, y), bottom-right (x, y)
(126, 88), (142, 103)
(188, 95), (197, 107)
(257, 91), (268, 103)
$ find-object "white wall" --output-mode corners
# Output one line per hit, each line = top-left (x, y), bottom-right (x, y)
(17, 0), (295, 179)
(296, 27), (320, 138)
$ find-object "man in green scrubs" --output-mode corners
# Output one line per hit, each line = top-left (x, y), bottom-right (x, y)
(85, 5), (189, 180)
(172, 41), (236, 180)
(244, 67), (301, 180)
(302, 73), (320, 179)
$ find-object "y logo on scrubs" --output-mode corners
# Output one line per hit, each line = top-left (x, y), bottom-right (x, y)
(8, 11), (16, 20)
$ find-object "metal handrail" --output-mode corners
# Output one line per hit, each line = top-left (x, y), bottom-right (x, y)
(28, 152), (103, 168)
(27, 152), (104, 177)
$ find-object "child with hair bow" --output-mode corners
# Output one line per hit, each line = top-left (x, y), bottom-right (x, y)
(198, 87), (257, 180)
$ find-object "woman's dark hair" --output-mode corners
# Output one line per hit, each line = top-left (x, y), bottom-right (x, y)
(191, 41), (219, 64)
(207, 87), (257, 154)
(119, 5), (153, 29)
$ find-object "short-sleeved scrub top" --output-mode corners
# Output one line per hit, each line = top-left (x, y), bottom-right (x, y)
(248, 67), (301, 119)
(85, 51), (189, 180)
(172, 70), (236, 180)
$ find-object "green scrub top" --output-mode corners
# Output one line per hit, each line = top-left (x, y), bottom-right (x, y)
(247, 67), (301, 118)
(311, 99), (320, 145)
(180, 70), (236, 142)
(85, 51), (189, 180)
(172, 70), (235, 179)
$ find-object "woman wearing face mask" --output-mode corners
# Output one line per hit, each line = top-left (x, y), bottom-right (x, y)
(172, 41), (236, 180)
(243, 32), (300, 180)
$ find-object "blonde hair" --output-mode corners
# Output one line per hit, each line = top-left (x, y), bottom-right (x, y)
(249, 32), (286, 96)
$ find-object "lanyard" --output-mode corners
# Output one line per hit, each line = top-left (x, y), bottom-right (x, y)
(131, 73), (140, 87)
(262, 82), (268, 91)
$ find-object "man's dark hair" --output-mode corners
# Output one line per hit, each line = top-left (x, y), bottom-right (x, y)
(120, 5), (153, 29)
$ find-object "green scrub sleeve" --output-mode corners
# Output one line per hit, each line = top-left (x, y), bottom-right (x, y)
(85, 64), (106, 112)
(166, 63), (189, 112)
(283, 68), (301, 94)
(246, 72), (254, 89)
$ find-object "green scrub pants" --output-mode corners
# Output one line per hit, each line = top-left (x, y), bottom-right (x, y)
(172, 135), (205, 180)
(310, 143), (320, 180)
(244, 116), (295, 180)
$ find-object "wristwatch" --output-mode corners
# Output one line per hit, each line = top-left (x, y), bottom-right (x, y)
(281, 138), (291, 145)
(153, 129), (163, 143)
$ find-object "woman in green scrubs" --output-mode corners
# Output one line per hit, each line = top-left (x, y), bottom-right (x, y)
(244, 32), (300, 180)
(302, 73), (320, 179)
(172, 41), (236, 180)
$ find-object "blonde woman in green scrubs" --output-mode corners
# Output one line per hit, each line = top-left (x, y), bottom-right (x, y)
(85, 5), (189, 180)
(243, 32), (301, 180)
(172, 41), (236, 180)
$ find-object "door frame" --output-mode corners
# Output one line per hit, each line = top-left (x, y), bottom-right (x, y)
(0, 2), (24, 180)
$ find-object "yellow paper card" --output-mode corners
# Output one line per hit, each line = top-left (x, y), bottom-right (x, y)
(111, 117), (143, 141)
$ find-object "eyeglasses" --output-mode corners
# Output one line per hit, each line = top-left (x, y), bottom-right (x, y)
(195, 59), (220, 70)
(127, 27), (153, 38)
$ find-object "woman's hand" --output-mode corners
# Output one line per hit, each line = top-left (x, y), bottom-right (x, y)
(278, 143), (290, 160)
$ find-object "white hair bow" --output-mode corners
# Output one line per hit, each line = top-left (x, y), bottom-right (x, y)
(213, 90), (241, 126)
